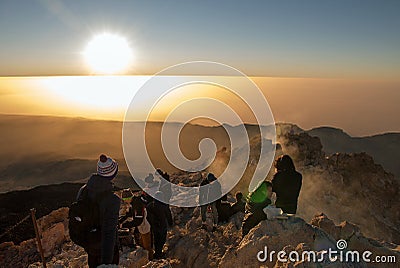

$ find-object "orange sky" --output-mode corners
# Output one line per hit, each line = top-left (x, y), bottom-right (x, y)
(1, 2), (399, 137)
(0, 76), (399, 136)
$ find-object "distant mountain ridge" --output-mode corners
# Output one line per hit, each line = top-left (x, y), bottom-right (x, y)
(307, 126), (400, 178)
(0, 114), (398, 194)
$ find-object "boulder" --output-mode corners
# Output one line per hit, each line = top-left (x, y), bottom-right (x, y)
(220, 217), (325, 268)
(311, 214), (400, 267)
(41, 222), (66, 257)
(38, 207), (69, 234)
(119, 247), (149, 268)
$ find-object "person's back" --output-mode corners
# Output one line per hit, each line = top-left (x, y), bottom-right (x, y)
(215, 197), (232, 223)
(272, 155), (302, 214)
(199, 176), (210, 203)
(147, 197), (173, 232)
(157, 169), (172, 203)
(209, 178), (222, 201)
(231, 192), (245, 214)
(147, 191), (173, 259)
(199, 173), (221, 231)
(77, 154), (120, 268)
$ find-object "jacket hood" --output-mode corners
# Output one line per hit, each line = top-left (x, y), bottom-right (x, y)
(86, 174), (114, 199)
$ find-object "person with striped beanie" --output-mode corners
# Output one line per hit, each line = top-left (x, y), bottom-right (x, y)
(75, 154), (121, 267)
(97, 154), (118, 179)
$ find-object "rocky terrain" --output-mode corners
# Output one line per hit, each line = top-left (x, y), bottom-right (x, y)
(279, 132), (400, 244)
(1, 123), (399, 267)
(0, 175), (139, 244)
(205, 128), (400, 245)
(307, 126), (400, 178)
(2, 205), (398, 268)
(0, 183), (83, 244)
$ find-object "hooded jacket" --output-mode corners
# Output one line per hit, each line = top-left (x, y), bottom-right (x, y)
(77, 174), (120, 264)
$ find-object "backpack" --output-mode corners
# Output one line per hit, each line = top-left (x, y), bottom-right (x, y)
(68, 186), (105, 248)
(129, 195), (146, 227)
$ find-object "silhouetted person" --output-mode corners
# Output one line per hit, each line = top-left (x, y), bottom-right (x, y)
(215, 194), (232, 223)
(142, 172), (159, 206)
(144, 173), (159, 197)
(231, 192), (245, 214)
(157, 169), (172, 203)
(119, 194), (153, 260)
(145, 173), (155, 185)
(199, 173), (221, 231)
(147, 191), (173, 259)
(241, 181), (272, 237)
(76, 154), (120, 268)
(272, 155), (302, 214)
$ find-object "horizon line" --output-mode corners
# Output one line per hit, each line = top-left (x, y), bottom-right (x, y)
(2, 74), (398, 82)
(1, 112), (399, 138)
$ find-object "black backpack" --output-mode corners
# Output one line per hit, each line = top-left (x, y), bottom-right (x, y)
(122, 195), (146, 228)
(131, 195), (147, 227)
(68, 186), (106, 248)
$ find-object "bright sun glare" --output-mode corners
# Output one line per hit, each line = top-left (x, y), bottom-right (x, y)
(83, 33), (133, 74)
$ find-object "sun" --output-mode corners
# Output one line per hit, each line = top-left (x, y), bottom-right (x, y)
(83, 33), (133, 74)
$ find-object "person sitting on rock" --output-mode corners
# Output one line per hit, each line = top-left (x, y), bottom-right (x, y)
(230, 191), (245, 215)
(272, 155), (302, 214)
(199, 173), (222, 231)
(146, 191), (173, 259)
(241, 181), (272, 237)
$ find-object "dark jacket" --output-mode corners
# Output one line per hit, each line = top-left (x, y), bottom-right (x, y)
(272, 170), (302, 214)
(231, 199), (245, 214)
(215, 199), (232, 223)
(159, 180), (172, 203)
(199, 178), (222, 204)
(78, 174), (120, 264)
(146, 200), (173, 232)
(119, 196), (146, 228)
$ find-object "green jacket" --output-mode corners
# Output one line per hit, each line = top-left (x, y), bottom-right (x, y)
(245, 181), (271, 214)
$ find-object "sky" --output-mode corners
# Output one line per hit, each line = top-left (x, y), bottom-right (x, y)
(1, 0), (399, 78)
(0, 0), (399, 136)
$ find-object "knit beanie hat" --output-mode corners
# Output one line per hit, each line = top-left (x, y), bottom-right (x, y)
(97, 154), (118, 179)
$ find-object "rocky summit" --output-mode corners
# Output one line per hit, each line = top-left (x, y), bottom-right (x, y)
(4, 206), (398, 268)
(1, 128), (399, 267)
